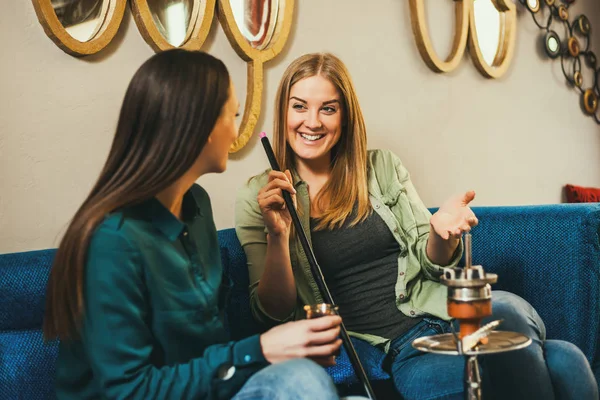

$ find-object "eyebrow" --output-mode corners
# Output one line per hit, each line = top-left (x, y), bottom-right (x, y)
(289, 96), (340, 106)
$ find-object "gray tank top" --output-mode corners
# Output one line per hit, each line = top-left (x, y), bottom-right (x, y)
(310, 208), (422, 340)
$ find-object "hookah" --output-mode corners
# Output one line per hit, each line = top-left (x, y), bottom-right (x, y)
(412, 233), (532, 400)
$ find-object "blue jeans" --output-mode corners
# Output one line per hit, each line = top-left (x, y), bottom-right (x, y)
(387, 291), (598, 400)
(232, 358), (340, 399)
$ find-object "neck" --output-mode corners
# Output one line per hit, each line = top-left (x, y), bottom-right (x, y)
(295, 154), (332, 183)
(156, 174), (197, 220)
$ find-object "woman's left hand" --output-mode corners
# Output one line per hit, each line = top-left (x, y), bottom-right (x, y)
(430, 190), (478, 241)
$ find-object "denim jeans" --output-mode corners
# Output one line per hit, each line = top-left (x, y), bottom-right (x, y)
(387, 291), (598, 400)
(232, 358), (341, 400)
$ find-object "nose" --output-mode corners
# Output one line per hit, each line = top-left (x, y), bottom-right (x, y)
(304, 110), (323, 130)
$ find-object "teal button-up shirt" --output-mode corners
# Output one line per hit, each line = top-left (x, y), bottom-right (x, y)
(55, 184), (268, 400)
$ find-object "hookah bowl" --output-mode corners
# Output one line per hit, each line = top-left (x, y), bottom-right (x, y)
(412, 234), (532, 400)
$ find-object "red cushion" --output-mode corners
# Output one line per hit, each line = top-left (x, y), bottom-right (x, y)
(565, 184), (600, 203)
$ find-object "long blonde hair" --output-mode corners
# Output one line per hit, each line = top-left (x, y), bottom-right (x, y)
(273, 53), (370, 230)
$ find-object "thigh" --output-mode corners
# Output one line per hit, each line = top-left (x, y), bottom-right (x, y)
(232, 358), (339, 400)
(389, 319), (464, 400)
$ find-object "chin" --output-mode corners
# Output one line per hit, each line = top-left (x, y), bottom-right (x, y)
(293, 147), (329, 161)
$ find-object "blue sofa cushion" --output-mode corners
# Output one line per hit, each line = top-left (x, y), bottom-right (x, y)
(0, 329), (58, 400)
(0, 250), (56, 331)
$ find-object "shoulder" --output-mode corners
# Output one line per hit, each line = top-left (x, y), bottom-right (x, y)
(189, 183), (214, 216)
(236, 169), (270, 202)
(366, 149), (412, 197)
(89, 214), (141, 257)
(367, 148), (403, 169)
(190, 183), (209, 202)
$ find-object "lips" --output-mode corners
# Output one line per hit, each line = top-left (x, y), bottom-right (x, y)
(299, 132), (325, 141)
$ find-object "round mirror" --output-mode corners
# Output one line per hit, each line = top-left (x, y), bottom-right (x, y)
(147, 0), (196, 46)
(473, 0), (501, 66)
(545, 31), (560, 58)
(526, 0), (540, 13)
(547, 36), (559, 53)
(50, 0), (108, 42)
(229, 0), (280, 50)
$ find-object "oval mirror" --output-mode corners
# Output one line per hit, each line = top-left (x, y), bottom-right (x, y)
(50, 0), (108, 42)
(131, 0), (215, 51)
(217, 0), (295, 153)
(147, 0), (196, 47)
(468, 0), (517, 78)
(408, 0), (470, 73)
(472, 0), (501, 66)
(32, 0), (126, 56)
(229, 0), (279, 50)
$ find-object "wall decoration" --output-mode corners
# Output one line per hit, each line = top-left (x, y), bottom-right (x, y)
(32, 0), (295, 153)
(409, 0), (517, 78)
(521, 0), (599, 124)
(218, 0), (295, 153)
(130, 0), (215, 52)
(31, 0), (127, 56)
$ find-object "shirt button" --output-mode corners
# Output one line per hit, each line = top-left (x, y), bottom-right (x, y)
(183, 231), (188, 237)
(394, 228), (399, 233)
(410, 311), (416, 316)
(399, 271), (405, 276)
(217, 364), (236, 380)
(398, 294), (405, 300)
(375, 204), (380, 209)
(244, 355), (252, 363)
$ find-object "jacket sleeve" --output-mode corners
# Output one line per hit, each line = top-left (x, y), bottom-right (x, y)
(234, 177), (296, 329)
(81, 228), (269, 400)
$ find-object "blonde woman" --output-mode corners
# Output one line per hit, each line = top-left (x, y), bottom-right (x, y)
(235, 53), (597, 400)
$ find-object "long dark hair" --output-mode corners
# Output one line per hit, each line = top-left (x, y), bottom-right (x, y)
(43, 49), (231, 340)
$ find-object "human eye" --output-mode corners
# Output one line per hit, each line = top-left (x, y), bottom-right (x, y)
(291, 103), (306, 111)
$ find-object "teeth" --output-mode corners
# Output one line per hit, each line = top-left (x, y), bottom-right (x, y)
(300, 133), (324, 141)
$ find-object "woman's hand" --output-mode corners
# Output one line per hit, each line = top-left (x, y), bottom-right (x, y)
(257, 170), (296, 238)
(430, 190), (479, 240)
(260, 316), (343, 367)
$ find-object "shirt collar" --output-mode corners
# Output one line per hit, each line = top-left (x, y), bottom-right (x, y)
(135, 188), (202, 242)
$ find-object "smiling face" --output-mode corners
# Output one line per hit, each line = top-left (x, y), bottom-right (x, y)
(286, 75), (344, 165)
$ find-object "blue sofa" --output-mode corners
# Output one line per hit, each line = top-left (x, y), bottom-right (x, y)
(2, 204), (600, 399)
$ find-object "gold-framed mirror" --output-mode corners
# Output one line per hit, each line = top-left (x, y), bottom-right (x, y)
(131, 0), (216, 51)
(218, 0), (295, 153)
(469, 0), (516, 78)
(409, 0), (516, 78)
(32, 0), (127, 56)
(409, 0), (470, 73)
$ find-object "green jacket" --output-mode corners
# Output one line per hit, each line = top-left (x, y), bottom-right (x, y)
(56, 184), (268, 400)
(235, 149), (463, 351)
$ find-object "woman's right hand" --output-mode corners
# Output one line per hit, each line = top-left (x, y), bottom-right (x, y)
(259, 316), (343, 367)
(257, 170), (296, 238)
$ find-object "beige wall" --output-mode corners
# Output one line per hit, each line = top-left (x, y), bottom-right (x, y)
(2, 1), (599, 253)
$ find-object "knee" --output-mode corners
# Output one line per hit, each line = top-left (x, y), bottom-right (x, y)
(270, 359), (338, 397)
(489, 291), (546, 339)
(545, 340), (592, 373)
(545, 340), (599, 399)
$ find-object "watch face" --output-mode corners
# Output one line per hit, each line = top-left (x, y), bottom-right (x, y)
(217, 364), (236, 380)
